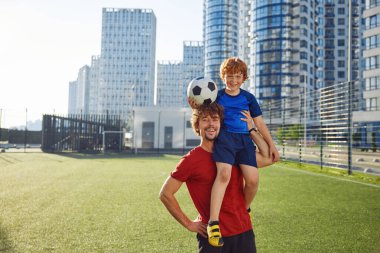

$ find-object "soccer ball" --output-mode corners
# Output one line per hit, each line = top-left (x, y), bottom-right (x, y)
(187, 77), (218, 106)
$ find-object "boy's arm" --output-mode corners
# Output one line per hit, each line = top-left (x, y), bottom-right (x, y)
(159, 176), (207, 237)
(253, 116), (280, 162)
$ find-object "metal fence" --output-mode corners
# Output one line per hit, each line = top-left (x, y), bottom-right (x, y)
(263, 81), (380, 176)
(41, 114), (123, 152)
(1, 82), (379, 175)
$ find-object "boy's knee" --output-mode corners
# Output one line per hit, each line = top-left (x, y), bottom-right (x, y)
(216, 166), (232, 183)
(245, 176), (259, 189)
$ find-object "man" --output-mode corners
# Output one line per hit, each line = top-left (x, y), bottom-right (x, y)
(159, 103), (274, 252)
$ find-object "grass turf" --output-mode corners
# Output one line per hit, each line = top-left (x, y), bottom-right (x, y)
(0, 152), (379, 252)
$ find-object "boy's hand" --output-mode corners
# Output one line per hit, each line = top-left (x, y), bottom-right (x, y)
(270, 145), (280, 162)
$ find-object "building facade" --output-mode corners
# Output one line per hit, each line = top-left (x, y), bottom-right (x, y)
(132, 107), (197, 150)
(156, 41), (204, 107)
(68, 65), (90, 115)
(353, 0), (380, 149)
(156, 60), (183, 107)
(99, 8), (156, 119)
(182, 41), (205, 106)
(203, 0), (239, 88)
(88, 55), (101, 115)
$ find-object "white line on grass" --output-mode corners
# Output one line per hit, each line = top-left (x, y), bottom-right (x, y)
(280, 166), (380, 189)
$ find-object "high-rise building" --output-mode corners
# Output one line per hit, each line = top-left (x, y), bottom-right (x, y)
(88, 55), (101, 115)
(156, 41), (204, 107)
(245, 1), (364, 121)
(68, 65), (90, 115)
(182, 41), (205, 106)
(248, 1), (300, 119)
(203, 0), (239, 88)
(156, 60), (182, 107)
(99, 8), (156, 118)
(353, 0), (380, 146)
(68, 81), (77, 115)
(363, 0), (380, 113)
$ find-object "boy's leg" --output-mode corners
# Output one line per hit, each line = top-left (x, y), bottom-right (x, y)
(240, 164), (259, 210)
(208, 162), (232, 247)
(210, 162), (232, 221)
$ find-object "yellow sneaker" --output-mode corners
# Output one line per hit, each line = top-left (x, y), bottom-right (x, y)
(207, 221), (224, 247)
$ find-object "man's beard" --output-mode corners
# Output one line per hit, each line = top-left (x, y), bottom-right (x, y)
(204, 128), (218, 141)
(205, 135), (216, 141)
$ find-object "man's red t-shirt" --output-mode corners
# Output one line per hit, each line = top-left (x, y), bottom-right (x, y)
(170, 146), (252, 237)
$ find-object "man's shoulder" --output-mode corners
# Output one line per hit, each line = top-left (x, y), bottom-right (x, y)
(182, 146), (211, 162)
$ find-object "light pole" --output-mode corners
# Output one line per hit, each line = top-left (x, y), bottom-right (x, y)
(0, 108), (2, 144)
(303, 73), (307, 154)
(252, 34), (258, 95)
(24, 108), (28, 152)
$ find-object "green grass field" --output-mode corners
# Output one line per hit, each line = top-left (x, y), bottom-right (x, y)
(0, 152), (379, 253)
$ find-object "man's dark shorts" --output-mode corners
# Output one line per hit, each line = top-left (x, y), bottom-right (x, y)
(197, 230), (256, 253)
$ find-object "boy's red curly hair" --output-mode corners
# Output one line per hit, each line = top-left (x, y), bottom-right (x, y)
(219, 57), (248, 81)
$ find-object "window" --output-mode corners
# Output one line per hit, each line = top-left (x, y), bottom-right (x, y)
(338, 29), (345, 36)
(338, 39), (345, 46)
(367, 14), (380, 29)
(338, 71), (345, 78)
(316, 70), (324, 78)
(326, 61), (334, 69)
(338, 61), (345, 68)
(300, 52), (307, 60)
(338, 18), (345, 25)
(338, 8), (345, 15)
(367, 98), (379, 111)
(366, 55), (380, 69)
(326, 71), (334, 79)
(365, 76), (380, 90)
(365, 35), (380, 49)
(325, 39), (334, 47)
(326, 18), (334, 27)
(301, 17), (307, 25)
(338, 50), (345, 57)
(300, 40), (308, 48)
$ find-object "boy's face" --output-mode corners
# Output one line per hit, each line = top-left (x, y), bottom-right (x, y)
(223, 72), (244, 94)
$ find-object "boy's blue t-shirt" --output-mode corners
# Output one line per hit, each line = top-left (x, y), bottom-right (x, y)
(216, 89), (262, 134)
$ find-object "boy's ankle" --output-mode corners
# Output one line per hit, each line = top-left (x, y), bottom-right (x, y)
(208, 220), (219, 226)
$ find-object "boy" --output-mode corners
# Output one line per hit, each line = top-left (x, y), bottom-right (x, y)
(207, 57), (279, 247)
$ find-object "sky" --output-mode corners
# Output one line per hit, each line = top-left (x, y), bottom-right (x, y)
(0, 0), (203, 129)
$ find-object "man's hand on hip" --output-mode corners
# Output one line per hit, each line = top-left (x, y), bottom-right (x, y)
(186, 220), (207, 238)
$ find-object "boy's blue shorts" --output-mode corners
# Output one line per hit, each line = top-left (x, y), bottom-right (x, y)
(213, 128), (257, 168)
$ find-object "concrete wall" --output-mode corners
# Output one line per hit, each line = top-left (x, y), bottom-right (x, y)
(132, 107), (199, 149)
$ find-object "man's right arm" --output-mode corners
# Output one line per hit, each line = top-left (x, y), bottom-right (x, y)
(159, 176), (207, 237)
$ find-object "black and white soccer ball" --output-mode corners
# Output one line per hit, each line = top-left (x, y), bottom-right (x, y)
(187, 77), (217, 106)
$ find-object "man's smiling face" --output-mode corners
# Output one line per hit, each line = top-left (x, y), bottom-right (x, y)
(198, 113), (220, 142)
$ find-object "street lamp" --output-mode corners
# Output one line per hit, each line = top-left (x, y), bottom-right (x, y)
(303, 72), (307, 154)
(0, 108), (2, 144)
(252, 34), (258, 95)
(24, 108), (28, 152)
